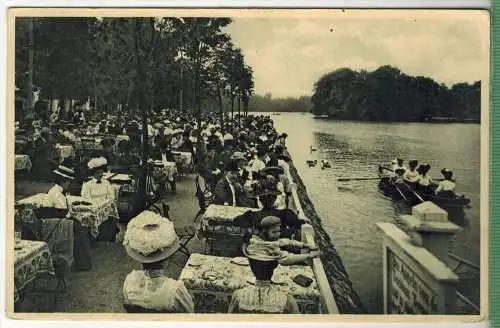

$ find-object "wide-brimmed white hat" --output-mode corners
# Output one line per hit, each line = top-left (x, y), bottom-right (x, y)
(87, 157), (108, 170)
(123, 211), (180, 263)
(230, 151), (246, 161)
(53, 165), (75, 180)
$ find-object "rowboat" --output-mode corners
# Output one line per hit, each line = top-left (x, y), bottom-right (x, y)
(377, 172), (471, 213)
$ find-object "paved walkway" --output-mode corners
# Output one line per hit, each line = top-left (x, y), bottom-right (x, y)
(15, 173), (205, 313)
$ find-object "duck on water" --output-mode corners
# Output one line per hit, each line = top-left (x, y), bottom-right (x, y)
(378, 158), (471, 214)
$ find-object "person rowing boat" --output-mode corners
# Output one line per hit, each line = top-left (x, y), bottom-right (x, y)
(403, 159), (419, 186)
(416, 163), (433, 194)
(392, 158), (407, 173)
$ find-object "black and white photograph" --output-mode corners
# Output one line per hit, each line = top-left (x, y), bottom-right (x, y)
(8, 8), (488, 318)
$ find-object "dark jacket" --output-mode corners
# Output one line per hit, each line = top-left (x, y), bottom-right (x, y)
(150, 147), (175, 162)
(234, 207), (306, 240)
(214, 178), (246, 206)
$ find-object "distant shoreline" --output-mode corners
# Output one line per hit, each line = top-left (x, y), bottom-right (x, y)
(248, 110), (481, 123)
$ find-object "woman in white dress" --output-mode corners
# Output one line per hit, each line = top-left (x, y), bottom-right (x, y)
(435, 168), (456, 197)
(81, 157), (119, 242)
(122, 211), (194, 313)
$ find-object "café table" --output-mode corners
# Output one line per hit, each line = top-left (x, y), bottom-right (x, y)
(150, 160), (178, 182)
(14, 240), (55, 303)
(179, 253), (321, 314)
(17, 193), (119, 238)
(67, 195), (119, 238)
(171, 151), (193, 173)
(197, 204), (258, 239)
(196, 204), (259, 255)
(15, 154), (32, 171)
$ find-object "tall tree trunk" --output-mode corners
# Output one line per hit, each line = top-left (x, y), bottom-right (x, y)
(27, 18), (34, 110)
(230, 95), (234, 134)
(134, 18), (149, 213)
(217, 84), (224, 128)
(237, 95), (241, 128)
(180, 56), (183, 112)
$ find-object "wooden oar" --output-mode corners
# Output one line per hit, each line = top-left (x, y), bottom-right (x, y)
(395, 184), (408, 202)
(409, 186), (425, 203)
(338, 177), (381, 182)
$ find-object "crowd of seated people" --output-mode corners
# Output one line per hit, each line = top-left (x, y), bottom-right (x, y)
(17, 107), (322, 314)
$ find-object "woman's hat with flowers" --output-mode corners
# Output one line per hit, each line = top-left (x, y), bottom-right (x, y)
(123, 211), (180, 263)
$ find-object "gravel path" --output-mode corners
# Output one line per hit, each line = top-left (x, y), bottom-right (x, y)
(15, 174), (203, 313)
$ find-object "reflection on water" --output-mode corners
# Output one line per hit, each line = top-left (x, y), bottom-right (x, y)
(271, 113), (481, 314)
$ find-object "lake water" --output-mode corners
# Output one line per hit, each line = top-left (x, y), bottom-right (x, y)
(270, 112), (481, 314)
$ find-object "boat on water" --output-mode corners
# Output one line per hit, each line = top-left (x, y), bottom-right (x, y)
(377, 169), (471, 213)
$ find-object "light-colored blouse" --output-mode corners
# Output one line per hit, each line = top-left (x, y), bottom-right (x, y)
(228, 281), (299, 314)
(43, 184), (68, 209)
(418, 174), (433, 186)
(123, 270), (195, 313)
(435, 180), (456, 193)
(403, 169), (419, 183)
(81, 178), (117, 207)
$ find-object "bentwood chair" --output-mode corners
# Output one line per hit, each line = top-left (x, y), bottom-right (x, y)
(146, 199), (193, 258)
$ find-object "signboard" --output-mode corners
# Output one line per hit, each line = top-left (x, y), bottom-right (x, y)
(388, 249), (439, 314)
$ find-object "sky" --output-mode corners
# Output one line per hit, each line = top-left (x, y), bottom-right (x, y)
(224, 10), (489, 98)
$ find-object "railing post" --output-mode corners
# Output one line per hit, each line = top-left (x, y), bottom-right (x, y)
(377, 220), (459, 314)
(400, 201), (462, 267)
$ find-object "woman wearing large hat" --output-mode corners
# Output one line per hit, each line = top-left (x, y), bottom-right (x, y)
(416, 163), (433, 193)
(122, 211), (194, 313)
(81, 157), (119, 242)
(42, 165), (75, 210)
(228, 238), (300, 314)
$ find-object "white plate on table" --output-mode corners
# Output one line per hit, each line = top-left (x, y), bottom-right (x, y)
(188, 257), (205, 267)
(230, 257), (249, 266)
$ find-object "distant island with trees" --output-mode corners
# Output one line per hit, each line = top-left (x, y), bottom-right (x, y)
(247, 93), (311, 112)
(248, 65), (480, 123)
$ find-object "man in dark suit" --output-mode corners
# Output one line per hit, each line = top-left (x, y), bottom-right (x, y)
(214, 160), (247, 207)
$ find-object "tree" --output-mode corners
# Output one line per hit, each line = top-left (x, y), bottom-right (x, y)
(310, 65), (481, 122)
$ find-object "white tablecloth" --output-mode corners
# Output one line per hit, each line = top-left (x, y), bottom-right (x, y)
(14, 240), (54, 302)
(18, 193), (119, 238)
(15, 155), (32, 171)
(179, 253), (321, 313)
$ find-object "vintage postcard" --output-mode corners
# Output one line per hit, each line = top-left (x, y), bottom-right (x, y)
(6, 8), (489, 322)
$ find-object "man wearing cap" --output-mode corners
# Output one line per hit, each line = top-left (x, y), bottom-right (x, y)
(228, 240), (300, 314)
(246, 216), (319, 266)
(214, 160), (248, 207)
(122, 211), (194, 313)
